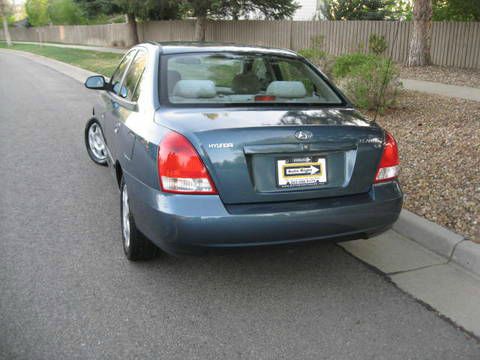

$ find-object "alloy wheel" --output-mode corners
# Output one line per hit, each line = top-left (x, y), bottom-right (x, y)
(88, 123), (107, 162)
(122, 184), (130, 249)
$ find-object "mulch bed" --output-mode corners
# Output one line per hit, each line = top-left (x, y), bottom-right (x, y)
(367, 90), (480, 242)
(399, 65), (480, 88)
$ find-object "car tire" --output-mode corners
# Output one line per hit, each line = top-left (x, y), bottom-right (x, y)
(120, 177), (158, 261)
(85, 119), (108, 166)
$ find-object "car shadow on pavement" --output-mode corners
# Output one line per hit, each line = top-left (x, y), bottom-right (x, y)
(126, 240), (367, 297)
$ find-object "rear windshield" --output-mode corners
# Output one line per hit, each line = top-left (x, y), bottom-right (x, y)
(161, 53), (343, 106)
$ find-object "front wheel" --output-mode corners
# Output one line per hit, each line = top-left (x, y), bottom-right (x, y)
(85, 119), (108, 166)
(120, 178), (158, 261)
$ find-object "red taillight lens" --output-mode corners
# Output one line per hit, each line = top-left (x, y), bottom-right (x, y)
(374, 132), (400, 183)
(158, 131), (217, 194)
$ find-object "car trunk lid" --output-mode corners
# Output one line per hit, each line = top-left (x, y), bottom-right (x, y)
(155, 108), (384, 204)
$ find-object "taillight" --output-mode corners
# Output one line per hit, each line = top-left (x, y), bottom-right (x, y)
(158, 131), (217, 194)
(374, 131), (400, 183)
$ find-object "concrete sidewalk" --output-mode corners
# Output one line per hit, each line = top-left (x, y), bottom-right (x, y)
(341, 232), (480, 337)
(400, 78), (480, 101)
(341, 210), (480, 338)
(9, 40), (125, 54)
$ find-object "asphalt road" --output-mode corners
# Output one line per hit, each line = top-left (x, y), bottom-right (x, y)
(1, 51), (479, 360)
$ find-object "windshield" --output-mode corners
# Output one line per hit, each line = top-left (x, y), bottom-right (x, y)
(162, 53), (343, 106)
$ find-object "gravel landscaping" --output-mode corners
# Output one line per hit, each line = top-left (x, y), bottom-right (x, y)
(367, 90), (480, 242)
(399, 65), (480, 88)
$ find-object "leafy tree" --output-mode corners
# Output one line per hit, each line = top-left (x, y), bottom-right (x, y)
(407, 0), (432, 66)
(220, 0), (300, 20)
(48, 0), (85, 25)
(319, 0), (396, 20)
(385, 0), (412, 20)
(180, 0), (300, 41)
(25, 0), (50, 26)
(0, 0), (12, 46)
(25, 0), (88, 26)
(74, 0), (119, 18)
(432, 0), (480, 21)
(74, 0), (182, 45)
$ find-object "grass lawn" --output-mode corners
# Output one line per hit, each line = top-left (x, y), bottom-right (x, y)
(0, 42), (122, 77)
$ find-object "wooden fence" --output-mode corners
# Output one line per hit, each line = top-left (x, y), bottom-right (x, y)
(2, 20), (479, 69)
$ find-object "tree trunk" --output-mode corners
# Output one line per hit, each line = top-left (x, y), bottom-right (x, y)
(1, 14), (11, 46)
(126, 12), (139, 46)
(407, 0), (432, 66)
(195, 15), (207, 42)
(0, 0), (12, 47)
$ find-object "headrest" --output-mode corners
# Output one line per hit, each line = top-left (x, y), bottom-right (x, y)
(232, 72), (262, 94)
(172, 80), (216, 98)
(167, 70), (182, 94)
(266, 81), (307, 98)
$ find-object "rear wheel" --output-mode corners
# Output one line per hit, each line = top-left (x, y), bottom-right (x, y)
(120, 178), (158, 261)
(85, 119), (107, 166)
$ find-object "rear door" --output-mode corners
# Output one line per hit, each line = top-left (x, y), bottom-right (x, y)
(109, 49), (148, 166)
(102, 49), (137, 160)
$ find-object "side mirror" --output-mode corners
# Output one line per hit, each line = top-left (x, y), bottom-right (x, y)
(85, 75), (107, 90)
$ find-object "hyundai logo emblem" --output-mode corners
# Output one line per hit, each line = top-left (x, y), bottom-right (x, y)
(295, 130), (313, 140)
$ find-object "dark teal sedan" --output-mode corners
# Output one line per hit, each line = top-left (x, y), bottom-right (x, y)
(84, 42), (402, 261)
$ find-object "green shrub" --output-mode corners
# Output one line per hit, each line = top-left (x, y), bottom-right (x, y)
(298, 48), (336, 78)
(368, 34), (388, 55)
(300, 41), (400, 112)
(336, 56), (401, 112)
(332, 52), (378, 79)
(298, 48), (326, 63)
(298, 35), (336, 78)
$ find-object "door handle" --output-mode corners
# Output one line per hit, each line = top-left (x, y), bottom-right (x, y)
(113, 123), (120, 134)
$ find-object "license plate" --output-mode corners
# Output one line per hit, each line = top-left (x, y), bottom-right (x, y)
(277, 157), (327, 188)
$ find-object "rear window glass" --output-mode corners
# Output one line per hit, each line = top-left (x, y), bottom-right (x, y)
(163, 53), (343, 106)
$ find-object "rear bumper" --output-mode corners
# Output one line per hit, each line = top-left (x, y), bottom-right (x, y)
(126, 172), (403, 255)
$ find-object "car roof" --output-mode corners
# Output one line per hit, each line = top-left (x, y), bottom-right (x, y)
(141, 41), (298, 57)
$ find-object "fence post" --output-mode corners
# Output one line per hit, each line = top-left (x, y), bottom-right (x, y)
(289, 21), (294, 50)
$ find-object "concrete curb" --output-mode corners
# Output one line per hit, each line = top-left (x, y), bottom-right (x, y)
(393, 210), (463, 258)
(393, 209), (480, 277)
(9, 40), (126, 54)
(452, 241), (480, 277)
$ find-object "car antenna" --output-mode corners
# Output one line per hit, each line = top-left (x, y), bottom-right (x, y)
(373, 22), (402, 124)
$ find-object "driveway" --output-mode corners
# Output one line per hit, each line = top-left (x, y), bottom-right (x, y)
(0, 51), (479, 359)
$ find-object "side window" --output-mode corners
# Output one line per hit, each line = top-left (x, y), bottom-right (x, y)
(110, 50), (136, 95)
(132, 72), (144, 102)
(122, 50), (147, 101)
